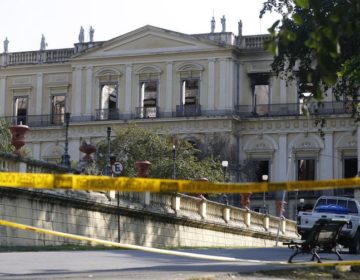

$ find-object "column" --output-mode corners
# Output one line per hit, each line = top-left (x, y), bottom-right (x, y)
(165, 62), (173, 117)
(0, 76), (6, 117)
(85, 66), (93, 117)
(71, 67), (82, 117)
(280, 79), (287, 103)
(219, 58), (226, 109)
(276, 134), (288, 216)
(124, 64), (132, 118)
(35, 73), (43, 115)
(320, 132), (334, 195)
(207, 58), (215, 111)
(227, 59), (234, 109)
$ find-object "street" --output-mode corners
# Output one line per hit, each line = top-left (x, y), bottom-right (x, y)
(0, 247), (359, 280)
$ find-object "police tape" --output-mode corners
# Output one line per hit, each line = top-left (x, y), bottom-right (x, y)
(0, 218), (276, 263)
(0, 172), (359, 193)
(1, 218), (360, 266)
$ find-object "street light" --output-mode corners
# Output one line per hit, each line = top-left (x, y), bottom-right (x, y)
(106, 127), (112, 176)
(172, 145), (176, 179)
(60, 112), (71, 167)
(262, 174), (268, 214)
(221, 160), (228, 182)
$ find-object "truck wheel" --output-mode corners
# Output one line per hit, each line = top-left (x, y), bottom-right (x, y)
(349, 231), (360, 254)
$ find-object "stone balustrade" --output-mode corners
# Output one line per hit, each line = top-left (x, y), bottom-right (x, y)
(241, 34), (270, 49)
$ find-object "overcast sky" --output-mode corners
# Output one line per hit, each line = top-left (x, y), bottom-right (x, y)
(0, 0), (280, 52)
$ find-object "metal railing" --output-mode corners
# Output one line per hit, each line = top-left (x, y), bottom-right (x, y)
(175, 104), (202, 117)
(95, 108), (121, 120)
(235, 101), (355, 118)
(135, 106), (159, 119)
(4, 114), (66, 127)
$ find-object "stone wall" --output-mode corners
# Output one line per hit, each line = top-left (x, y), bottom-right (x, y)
(0, 188), (298, 248)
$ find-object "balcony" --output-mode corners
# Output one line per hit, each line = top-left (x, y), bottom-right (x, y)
(135, 106), (159, 119)
(235, 101), (354, 118)
(4, 114), (66, 127)
(95, 108), (120, 120)
(175, 104), (202, 117)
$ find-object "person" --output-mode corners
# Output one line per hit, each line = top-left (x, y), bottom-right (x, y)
(220, 193), (229, 205)
(40, 34), (46, 51)
(221, 15), (226, 32)
(89, 26), (95, 42)
(78, 26), (84, 43)
(3, 37), (9, 53)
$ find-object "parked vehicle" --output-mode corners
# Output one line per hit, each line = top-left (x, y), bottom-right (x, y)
(297, 196), (360, 254)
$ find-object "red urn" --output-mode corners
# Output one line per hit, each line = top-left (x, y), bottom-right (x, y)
(240, 192), (252, 210)
(79, 140), (96, 162)
(135, 160), (151, 178)
(9, 124), (29, 156)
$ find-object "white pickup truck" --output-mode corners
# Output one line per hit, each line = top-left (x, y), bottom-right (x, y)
(297, 196), (360, 254)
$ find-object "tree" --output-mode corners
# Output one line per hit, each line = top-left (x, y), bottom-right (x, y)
(0, 119), (13, 153)
(96, 125), (224, 182)
(260, 0), (360, 117)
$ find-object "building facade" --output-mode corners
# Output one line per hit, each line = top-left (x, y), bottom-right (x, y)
(0, 22), (358, 217)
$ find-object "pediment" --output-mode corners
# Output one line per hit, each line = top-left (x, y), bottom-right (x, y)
(73, 25), (221, 59)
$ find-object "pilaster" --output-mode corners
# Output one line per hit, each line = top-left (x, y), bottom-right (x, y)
(165, 62), (173, 116)
(277, 134), (288, 181)
(219, 58), (226, 109)
(125, 64), (132, 116)
(280, 79), (286, 103)
(71, 67), (82, 116)
(35, 73), (43, 115)
(0, 76), (6, 117)
(320, 132), (333, 180)
(207, 58), (215, 110)
(85, 66), (93, 116)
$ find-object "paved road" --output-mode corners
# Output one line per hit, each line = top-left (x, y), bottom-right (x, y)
(0, 247), (359, 280)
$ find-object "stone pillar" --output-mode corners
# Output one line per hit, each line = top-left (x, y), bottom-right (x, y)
(135, 160), (151, 205)
(244, 211), (251, 227)
(171, 195), (180, 211)
(165, 62), (173, 117)
(219, 58), (227, 110)
(85, 66), (93, 117)
(35, 73), (43, 115)
(199, 200), (207, 218)
(223, 207), (230, 223)
(207, 58), (215, 111)
(280, 79), (287, 104)
(320, 132), (334, 195)
(71, 67), (82, 117)
(263, 215), (269, 231)
(0, 76), (6, 117)
(124, 64), (132, 118)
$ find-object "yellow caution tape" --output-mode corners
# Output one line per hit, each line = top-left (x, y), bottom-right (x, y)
(1, 218), (360, 266)
(0, 172), (359, 193)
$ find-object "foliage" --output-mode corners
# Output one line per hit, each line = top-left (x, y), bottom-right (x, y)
(96, 125), (224, 181)
(0, 119), (13, 153)
(260, 0), (360, 116)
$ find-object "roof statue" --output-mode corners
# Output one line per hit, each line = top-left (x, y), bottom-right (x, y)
(238, 20), (243, 37)
(78, 26), (85, 43)
(40, 34), (47, 51)
(3, 37), (9, 53)
(211, 16), (215, 33)
(89, 26), (95, 42)
(221, 15), (226, 32)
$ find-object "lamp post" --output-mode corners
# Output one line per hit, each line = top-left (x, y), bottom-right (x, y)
(221, 160), (228, 182)
(262, 174), (268, 214)
(172, 145), (176, 179)
(299, 198), (305, 211)
(60, 112), (71, 167)
(106, 127), (112, 176)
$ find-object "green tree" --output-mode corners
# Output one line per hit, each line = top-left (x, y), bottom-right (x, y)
(261, 0), (360, 116)
(0, 119), (13, 153)
(96, 125), (224, 182)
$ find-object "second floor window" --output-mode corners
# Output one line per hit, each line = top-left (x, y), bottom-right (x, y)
(181, 79), (199, 106)
(297, 159), (316, 180)
(51, 95), (65, 125)
(100, 83), (118, 119)
(13, 96), (28, 125)
(140, 80), (158, 118)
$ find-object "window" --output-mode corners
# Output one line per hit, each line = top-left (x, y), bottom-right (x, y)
(14, 96), (28, 125)
(140, 80), (158, 118)
(336, 157), (357, 196)
(250, 74), (270, 116)
(51, 95), (65, 125)
(297, 159), (316, 180)
(181, 79), (199, 106)
(99, 83), (118, 120)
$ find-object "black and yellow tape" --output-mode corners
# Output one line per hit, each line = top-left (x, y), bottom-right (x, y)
(0, 172), (359, 193)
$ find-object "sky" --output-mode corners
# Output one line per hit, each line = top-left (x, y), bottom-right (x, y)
(0, 0), (280, 52)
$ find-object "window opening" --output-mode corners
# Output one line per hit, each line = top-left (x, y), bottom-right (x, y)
(51, 95), (65, 125)
(14, 96), (28, 125)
